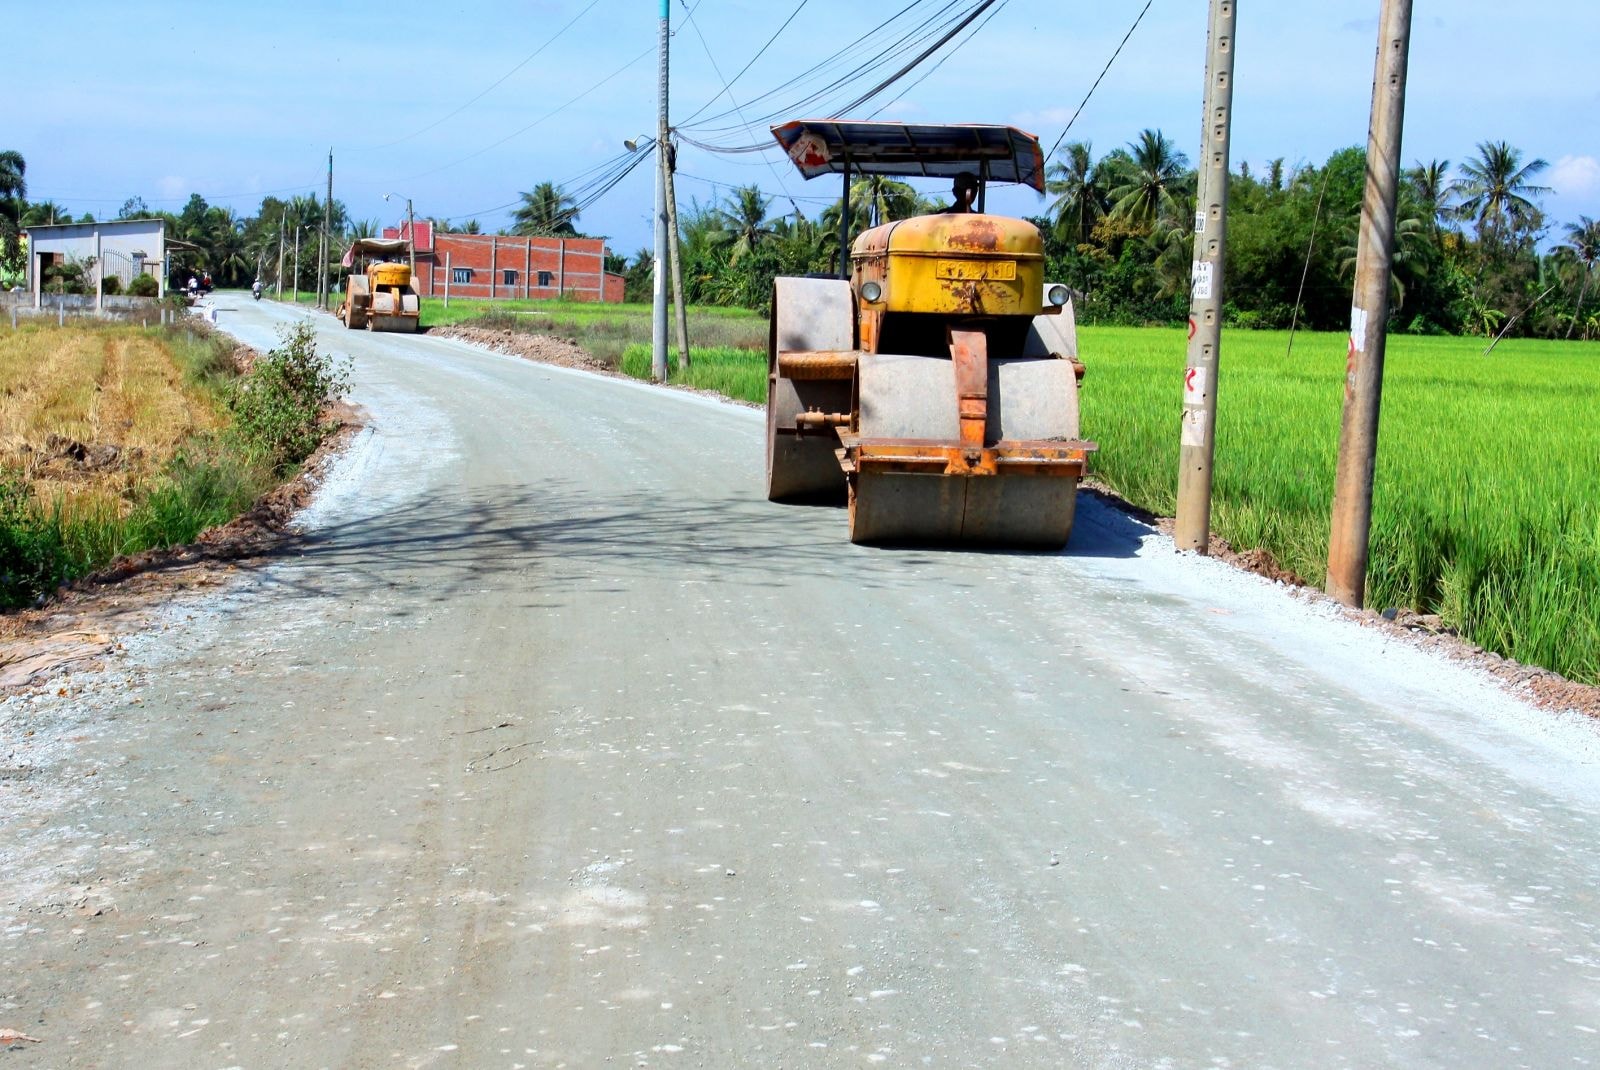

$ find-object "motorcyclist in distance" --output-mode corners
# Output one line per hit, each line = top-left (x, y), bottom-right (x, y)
(252, 278), (263, 300)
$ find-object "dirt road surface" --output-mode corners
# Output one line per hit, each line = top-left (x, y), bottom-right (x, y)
(4, 298), (1598, 1069)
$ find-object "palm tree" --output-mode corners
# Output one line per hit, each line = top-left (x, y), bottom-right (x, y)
(512, 182), (578, 237)
(852, 176), (927, 229)
(712, 185), (773, 263)
(20, 200), (69, 227)
(1561, 216), (1600, 340)
(1046, 141), (1107, 247)
(1406, 159), (1453, 229)
(1451, 141), (1549, 245)
(0, 149), (25, 271)
(1106, 130), (1191, 227)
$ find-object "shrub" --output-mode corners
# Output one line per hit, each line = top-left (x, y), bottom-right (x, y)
(225, 321), (348, 471)
(127, 273), (160, 297)
(0, 478), (68, 608)
(100, 275), (122, 296)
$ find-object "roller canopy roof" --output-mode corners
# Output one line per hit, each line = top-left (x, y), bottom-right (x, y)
(772, 120), (1046, 193)
(342, 236), (410, 267)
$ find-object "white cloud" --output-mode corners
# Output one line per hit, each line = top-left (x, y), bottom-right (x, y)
(1549, 155), (1600, 198)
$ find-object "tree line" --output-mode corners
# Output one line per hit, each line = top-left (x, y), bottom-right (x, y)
(4, 142), (1595, 337)
(641, 133), (1599, 341)
(0, 153), (606, 293)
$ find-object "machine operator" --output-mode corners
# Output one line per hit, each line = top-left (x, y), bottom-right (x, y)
(941, 172), (980, 214)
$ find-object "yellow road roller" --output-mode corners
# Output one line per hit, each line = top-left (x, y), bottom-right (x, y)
(338, 237), (420, 332)
(765, 120), (1095, 548)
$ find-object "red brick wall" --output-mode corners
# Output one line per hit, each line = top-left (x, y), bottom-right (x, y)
(413, 234), (617, 303)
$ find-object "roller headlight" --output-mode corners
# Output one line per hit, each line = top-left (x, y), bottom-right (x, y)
(1047, 284), (1071, 307)
(860, 280), (884, 303)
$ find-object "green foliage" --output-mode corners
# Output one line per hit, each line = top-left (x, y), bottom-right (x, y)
(1080, 326), (1600, 684)
(0, 477), (73, 607)
(0, 321), (347, 608)
(100, 274), (121, 296)
(225, 321), (348, 471)
(618, 343), (767, 401)
(127, 273), (160, 297)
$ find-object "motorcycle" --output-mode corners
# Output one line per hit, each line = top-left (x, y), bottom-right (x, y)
(251, 283), (263, 301)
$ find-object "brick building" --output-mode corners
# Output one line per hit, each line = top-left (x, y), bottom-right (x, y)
(384, 221), (624, 303)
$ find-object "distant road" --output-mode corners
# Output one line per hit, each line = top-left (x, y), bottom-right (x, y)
(2, 295), (1596, 1068)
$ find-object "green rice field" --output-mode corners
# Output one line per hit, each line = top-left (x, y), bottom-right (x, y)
(616, 322), (1599, 685)
(1082, 328), (1600, 684)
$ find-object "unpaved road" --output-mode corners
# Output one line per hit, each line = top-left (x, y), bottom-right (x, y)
(3, 298), (1598, 1069)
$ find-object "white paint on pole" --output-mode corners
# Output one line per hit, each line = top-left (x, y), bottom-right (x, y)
(1181, 408), (1210, 448)
(1192, 260), (1215, 301)
(1350, 306), (1369, 352)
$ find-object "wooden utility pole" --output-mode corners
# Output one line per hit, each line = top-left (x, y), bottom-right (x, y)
(1174, 0), (1238, 552)
(1327, 0), (1413, 607)
(663, 137), (691, 369)
(319, 149), (333, 309)
(651, 0), (671, 382)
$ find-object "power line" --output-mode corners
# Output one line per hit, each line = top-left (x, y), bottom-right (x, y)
(829, 0), (1002, 117)
(865, 0), (1007, 118)
(1044, 0), (1155, 164)
(395, 46), (656, 183)
(677, 0), (812, 127)
(677, 0), (802, 202)
(677, 1), (988, 153)
(360, 0), (606, 151)
(680, 0), (956, 137)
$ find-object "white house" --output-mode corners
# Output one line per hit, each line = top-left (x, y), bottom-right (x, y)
(22, 218), (167, 307)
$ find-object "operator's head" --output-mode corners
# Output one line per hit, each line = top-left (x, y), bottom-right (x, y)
(952, 171), (980, 211)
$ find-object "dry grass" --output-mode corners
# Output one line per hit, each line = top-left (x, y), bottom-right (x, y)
(0, 324), (223, 513)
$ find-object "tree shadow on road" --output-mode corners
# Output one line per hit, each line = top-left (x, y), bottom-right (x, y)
(218, 480), (1146, 607)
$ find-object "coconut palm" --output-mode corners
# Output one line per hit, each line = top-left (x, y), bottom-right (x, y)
(1561, 216), (1600, 340)
(512, 182), (578, 237)
(712, 185), (774, 263)
(1046, 141), (1107, 247)
(20, 200), (69, 227)
(1451, 141), (1549, 244)
(1406, 159), (1453, 229)
(0, 149), (25, 270)
(1106, 130), (1191, 227)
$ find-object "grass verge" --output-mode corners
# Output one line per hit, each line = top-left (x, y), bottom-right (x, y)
(1079, 327), (1600, 684)
(0, 320), (346, 609)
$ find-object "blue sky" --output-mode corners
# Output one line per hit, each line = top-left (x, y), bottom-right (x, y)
(12, 1), (1599, 256)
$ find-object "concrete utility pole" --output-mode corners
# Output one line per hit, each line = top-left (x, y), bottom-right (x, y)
(275, 212), (285, 297)
(1327, 0), (1413, 607)
(293, 225), (303, 304)
(663, 137), (691, 369)
(320, 149), (333, 309)
(385, 192), (417, 278)
(1174, 0), (1238, 553)
(651, 0), (670, 382)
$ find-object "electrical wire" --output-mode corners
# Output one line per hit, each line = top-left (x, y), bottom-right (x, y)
(864, 0), (1006, 118)
(828, 0), (1000, 117)
(676, 0), (812, 127)
(1044, 0), (1155, 163)
(677, 1), (986, 152)
(396, 45), (656, 183)
(360, 0), (606, 152)
(680, 0), (957, 136)
(677, 0), (803, 202)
